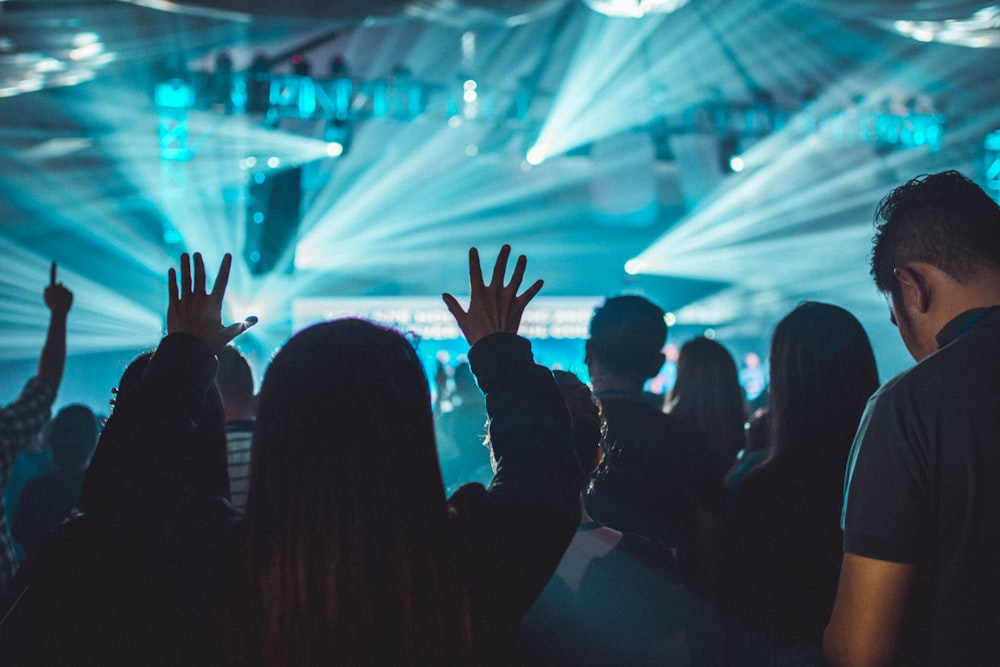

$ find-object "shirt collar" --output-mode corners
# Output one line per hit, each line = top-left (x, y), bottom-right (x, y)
(935, 306), (1000, 348)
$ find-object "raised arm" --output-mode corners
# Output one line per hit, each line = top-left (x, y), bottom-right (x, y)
(0, 264), (67, 460)
(442, 245), (580, 643)
(37, 261), (72, 388)
(82, 252), (253, 512)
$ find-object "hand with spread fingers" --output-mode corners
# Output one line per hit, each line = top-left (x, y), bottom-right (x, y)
(442, 244), (543, 346)
(167, 252), (255, 354)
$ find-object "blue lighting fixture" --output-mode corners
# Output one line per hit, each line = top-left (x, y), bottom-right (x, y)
(983, 130), (1000, 203)
(324, 118), (352, 157)
(244, 166), (303, 276)
(583, 0), (689, 18)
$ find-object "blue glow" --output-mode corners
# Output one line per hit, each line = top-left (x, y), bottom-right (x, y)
(0, 1), (981, 392)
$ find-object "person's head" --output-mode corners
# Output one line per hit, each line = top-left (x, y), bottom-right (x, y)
(243, 318), (465, 665)
(872, 170), (1000, 359)
(83, 349), (230, 514)
(552, 370), (606, 486)
(586, 295), (667, 386)
(667, 336), (746, 467)
(49, 404), (98, 470)
(767, 302), (879, 469)
(217, 344), (255, 421)
(113, 350), (154, 406)
(249, 319), (443, 518)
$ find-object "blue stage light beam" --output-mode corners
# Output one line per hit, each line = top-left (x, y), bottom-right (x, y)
(527, 11), (674, 162)
(0, 237), (163, 359)
(294, 119), (600, 271)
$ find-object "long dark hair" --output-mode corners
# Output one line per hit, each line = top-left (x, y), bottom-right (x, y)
(82, 349), (230, 513)
(667, 336), (747, 474)
(765, 302), (879, 475)
(233, 319), (472, 666)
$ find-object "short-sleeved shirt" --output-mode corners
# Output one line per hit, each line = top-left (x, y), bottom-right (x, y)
(842, 306), (1000, 666)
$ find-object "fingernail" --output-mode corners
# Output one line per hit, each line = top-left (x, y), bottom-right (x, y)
(243, 315), (259, 329)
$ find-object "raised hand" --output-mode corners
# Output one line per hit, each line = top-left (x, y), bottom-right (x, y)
(442, 244), (543, 346)
(44, 261), (73, 318)
(167, 252), (255, 354)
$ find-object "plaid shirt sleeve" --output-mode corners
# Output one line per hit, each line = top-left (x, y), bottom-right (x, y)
(0, 377), (57, 467)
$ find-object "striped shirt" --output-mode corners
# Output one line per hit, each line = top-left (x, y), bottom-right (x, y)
(226, 421), (253, 515)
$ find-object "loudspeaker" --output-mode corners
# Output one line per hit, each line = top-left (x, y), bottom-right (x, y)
(244, 166), (302, 275)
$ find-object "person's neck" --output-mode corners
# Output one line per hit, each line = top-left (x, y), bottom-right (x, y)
(931, 272), (1000, 336)
(590, 375), (644, 399)
(224, 405), (255, 422)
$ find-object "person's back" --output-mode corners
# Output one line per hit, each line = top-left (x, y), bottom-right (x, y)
(582, 296), (724, 577)
(588, 398), (717, 560)
(12, 403), (97, 561)
(720, 302), (879, 663)
(844, 310), (1000, 664)
(227, 245), (580, 665)
(2, 348), (232, 667)
(825, 171), (1000, 666)
(520, 371), (690, 667)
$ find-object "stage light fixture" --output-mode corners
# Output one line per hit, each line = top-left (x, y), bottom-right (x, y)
(583, 0), (689, 18)
(324, 118), (352, 157)
(525, 146), (545, 165)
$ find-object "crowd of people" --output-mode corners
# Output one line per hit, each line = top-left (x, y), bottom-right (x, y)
(0, 170), (997, 666)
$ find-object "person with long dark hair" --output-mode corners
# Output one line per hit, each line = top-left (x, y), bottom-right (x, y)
(235, 245), (580, 665)
(667, 336), (747, 482)
(718, 302), (879, 665)
(5, 247), (579, 666)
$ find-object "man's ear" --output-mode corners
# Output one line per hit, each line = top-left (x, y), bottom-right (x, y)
(894, 265), (932, 314)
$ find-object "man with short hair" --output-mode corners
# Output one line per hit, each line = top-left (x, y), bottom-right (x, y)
(0, 263), (72, 593)
(583, 295), (724, 588)
(825, 171), (1000, 666)
(12, 404), (97, 561)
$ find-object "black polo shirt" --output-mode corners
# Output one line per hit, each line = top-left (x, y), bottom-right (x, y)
(842, 306), (1000, 666)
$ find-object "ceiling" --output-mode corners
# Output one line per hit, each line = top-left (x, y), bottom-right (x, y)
(2, 0), (999, 401)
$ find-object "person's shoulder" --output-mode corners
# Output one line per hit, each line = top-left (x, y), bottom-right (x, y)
(16, 472), (47, 500)
(870, 337), (975, 411)
(225, 421), (254, 436)
(604, 398), (689, 428)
